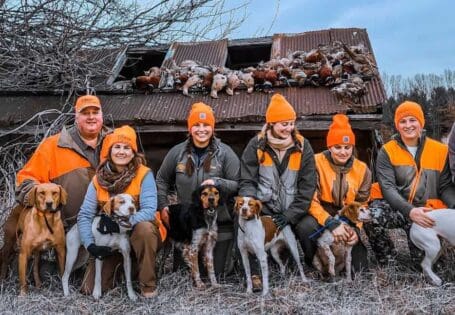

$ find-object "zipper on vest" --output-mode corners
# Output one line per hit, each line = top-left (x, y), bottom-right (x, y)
(338, 172), (344, 207)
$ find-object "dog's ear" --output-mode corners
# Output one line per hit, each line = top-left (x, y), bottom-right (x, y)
(26, 185), (38, 208)
(342, 203), (359, 223)
(233, 196), (241, 214)
(253, 199), (262, 215)
(59, 186), (68, 206)
(102, 198), (114, 216)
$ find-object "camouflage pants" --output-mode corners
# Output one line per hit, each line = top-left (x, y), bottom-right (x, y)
(363, 199), (423, 265)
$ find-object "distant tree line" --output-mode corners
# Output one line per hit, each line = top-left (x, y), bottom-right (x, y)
(381, 69), (455, 141)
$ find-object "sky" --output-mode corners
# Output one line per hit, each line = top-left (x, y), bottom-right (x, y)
(228, 0), (454, 78)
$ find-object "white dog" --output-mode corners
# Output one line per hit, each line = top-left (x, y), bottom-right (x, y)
(234, 196), (308, 296)
(410, 208), (455, 286)
(62, 193), (137, 300)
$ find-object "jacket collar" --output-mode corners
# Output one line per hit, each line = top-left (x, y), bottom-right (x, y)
(322, 150), (354, 173)
(58, 125), (110, 155)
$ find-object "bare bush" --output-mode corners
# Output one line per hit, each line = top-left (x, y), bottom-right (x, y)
(0, 0), (248, 91)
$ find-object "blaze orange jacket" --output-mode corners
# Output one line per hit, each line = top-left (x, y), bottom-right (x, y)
(16, 126), (108, 226)
(93, 165), (167, 241)
(309, 151), (371, 227)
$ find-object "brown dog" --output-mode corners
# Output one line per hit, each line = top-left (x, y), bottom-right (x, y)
(16, 183), (67, 295)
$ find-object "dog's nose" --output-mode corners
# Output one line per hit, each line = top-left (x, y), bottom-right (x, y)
(128, 206), (135, 213)
(46, 201), (53, 209)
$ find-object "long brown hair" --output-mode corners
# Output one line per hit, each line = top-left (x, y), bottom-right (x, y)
(184, 134), (216, 176)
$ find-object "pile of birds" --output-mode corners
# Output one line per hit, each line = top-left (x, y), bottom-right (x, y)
(125, 41), (378, 104)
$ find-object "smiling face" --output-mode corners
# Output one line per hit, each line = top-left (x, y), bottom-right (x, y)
(190, 123), (214, 148)
(328, 144), (354, 166)
(75, 107), (103, 140)
(397, 115), (422, 146)
(110, 142), (134, 170)
(270, 120), (295, 139)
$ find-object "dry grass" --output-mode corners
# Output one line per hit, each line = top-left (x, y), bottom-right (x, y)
(1, 230), (455, 314)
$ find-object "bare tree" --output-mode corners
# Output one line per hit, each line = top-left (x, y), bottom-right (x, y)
(0, 0), (248, 91)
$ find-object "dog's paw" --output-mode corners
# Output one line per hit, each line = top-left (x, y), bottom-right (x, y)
(210, 282), (221, 289)
(128, 291), (138, 301)
(92, 290), (102, 301)
(195, 281), (206, 290)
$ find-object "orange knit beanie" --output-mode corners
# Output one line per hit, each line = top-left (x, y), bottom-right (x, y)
(326, 114), (355, 147)
(265, 93), (296, 123)
(187, 102), (215, 131)
(101, 125), (138, 161)
(394, 101), (425, 128)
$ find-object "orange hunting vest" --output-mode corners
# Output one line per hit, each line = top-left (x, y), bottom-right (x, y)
(376, 138), (448, 209)
(93, 164), (167, 241)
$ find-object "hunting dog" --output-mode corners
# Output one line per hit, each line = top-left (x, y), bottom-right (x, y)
(61, 193), (137, 301)
(234, 196), (308, 296)
(409, 208), (455, 286)
(16, 183), (67, 296)
(167, 184), (220, 289)
(312, 202), (371, 281)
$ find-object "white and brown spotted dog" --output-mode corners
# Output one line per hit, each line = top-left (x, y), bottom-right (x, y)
(410, 208), (455, 286)
(168, 184), (220, 289)
(16, 183), (67, 296)
(234, 196), (308, 296)
(62, 193), (137, 301)
(313, 201), (371, 281)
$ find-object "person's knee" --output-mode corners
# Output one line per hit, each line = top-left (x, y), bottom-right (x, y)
(294, 215), (319, 239)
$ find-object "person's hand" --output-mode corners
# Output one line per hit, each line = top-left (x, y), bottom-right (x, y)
(272, 213), (289, 230)
(331, 224), (350, 243)
(160, 207), (170, 228)
(345, 226), (358, 246)
(201, 179), (215, 186)
(409, 207), (435, 228)
(97, 213), (120, 234)
(87, 244), (113, 260)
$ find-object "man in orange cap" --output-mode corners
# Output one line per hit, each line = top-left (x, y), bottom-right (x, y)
(365, 101), (455, 266)
(0, 94), (110, 279)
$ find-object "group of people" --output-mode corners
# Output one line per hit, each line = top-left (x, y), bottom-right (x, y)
(3, 92), (455, 297)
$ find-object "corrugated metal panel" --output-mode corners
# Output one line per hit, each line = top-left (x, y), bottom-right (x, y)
(272, 29), (386, 113)
(272, 31), (331, 58)
(99, 88), (349, 125)
(161, 39), (228, 67)
(0, 29), (385, 128)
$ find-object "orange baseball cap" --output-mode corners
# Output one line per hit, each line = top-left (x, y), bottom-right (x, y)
(75, 95), (101, 113)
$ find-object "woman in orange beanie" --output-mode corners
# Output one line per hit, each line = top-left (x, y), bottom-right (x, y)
(239, 93), (317, 285)
(304, 114), (371, 276)
(78, 125), (165, 298)
(365, 100), (455, 267)
(156, 102), (239, 278)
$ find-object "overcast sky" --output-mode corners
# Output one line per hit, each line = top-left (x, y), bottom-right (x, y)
(229, 0), (454, 78)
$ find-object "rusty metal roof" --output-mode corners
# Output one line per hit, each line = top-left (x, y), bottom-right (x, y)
(161, 39), (228, 68)
(0, 29), (385, 130)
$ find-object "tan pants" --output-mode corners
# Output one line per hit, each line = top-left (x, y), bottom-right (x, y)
(81, 221), (162, 294)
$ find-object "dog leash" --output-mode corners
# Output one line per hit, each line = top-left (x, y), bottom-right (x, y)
(308, 216), (351, 241)
(37, 210), (55, 234)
